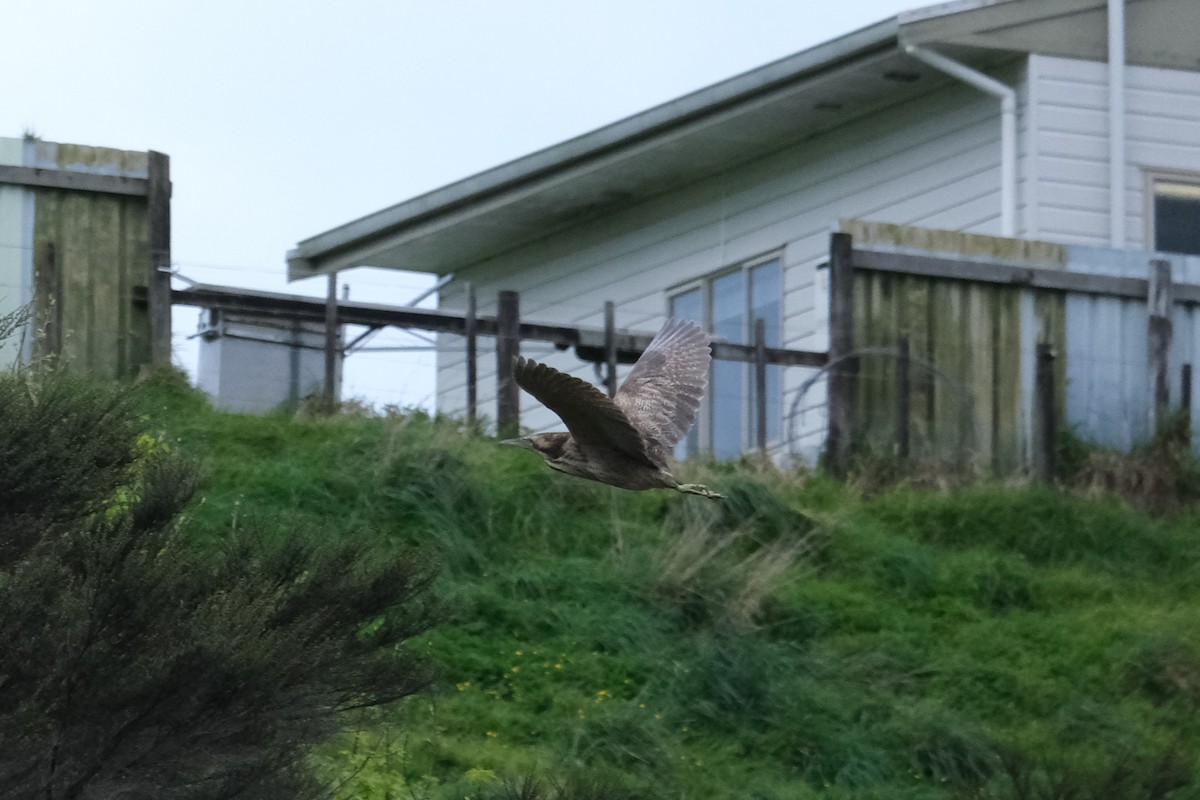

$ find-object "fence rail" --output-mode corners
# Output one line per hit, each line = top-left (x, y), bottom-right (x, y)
(156, 282), (827, 445)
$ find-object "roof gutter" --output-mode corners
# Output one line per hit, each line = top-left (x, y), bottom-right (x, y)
(904, 45), (1017, 237)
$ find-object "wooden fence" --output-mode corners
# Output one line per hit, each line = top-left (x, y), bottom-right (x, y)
(827, 231), (1194, 476)
(167, 283), (827, 441)
(1, 142), (171, 377)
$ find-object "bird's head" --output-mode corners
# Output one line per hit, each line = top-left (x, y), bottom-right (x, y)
(499, 432), (572, 462)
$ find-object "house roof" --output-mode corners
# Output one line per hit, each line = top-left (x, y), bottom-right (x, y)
(287, 0), (1200, 280)
(901, 0), (1200, 68)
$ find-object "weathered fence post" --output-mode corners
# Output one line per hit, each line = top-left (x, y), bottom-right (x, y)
(465, 282), (478, 428)
(1035, 343), (1056, 482)
(755, 316), (768, 454)
(1148, 258), (1173, 428)
(827, 232), (855, 477)
(496, 290), (521, 438)
(147, 151), (172, 368)
(35, 241), (63, 358)
(323, 272), (339, 412)
(604, 300), (618, 398)
(1183, 363), (1193, 426)
(897, 335), (911, 461)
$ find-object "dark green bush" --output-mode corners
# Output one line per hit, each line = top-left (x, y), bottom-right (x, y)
(0, 365), (441, 799)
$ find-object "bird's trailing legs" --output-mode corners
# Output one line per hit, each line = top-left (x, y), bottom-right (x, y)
(677, 483), (723, 500)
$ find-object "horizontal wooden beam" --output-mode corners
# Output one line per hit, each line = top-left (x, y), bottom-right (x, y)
(852, 248), (1200, 303)
(152, 283), (827, 368)
(0, 164), (150, 196)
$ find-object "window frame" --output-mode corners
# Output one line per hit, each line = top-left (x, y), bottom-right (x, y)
(1145, 168), (1200, 256)
(667, 251), (784, 458)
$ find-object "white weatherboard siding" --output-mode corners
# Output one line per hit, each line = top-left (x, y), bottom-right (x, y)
(1030, 55), (1200, 248)
(436, 62), (1019, 462)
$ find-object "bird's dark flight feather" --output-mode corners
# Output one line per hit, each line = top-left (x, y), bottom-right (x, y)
(512, 357), (657, 468)
(512, 318), (712, 471)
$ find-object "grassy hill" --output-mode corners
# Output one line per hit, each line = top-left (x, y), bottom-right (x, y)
(137, 375), (1200, 799)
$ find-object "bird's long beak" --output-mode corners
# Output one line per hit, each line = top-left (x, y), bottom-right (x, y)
(499, 437), (534, 450)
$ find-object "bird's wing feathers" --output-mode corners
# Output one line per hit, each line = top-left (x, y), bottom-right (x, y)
(512, 357), (657, 468)
(614, 318), (711, 462)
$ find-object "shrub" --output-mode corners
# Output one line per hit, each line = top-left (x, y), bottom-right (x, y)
(0, 365), (441, 799)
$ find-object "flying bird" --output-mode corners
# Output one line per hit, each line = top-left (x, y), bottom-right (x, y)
(501, 318), (721, 499)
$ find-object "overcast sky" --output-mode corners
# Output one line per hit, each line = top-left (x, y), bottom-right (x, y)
(2, 0), (919, 409)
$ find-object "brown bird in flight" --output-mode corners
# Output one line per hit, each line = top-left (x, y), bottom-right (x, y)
(501, 318), (722, 499)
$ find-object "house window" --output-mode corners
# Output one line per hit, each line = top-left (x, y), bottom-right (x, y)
(669, 255), (782, 460)
(1152, 178), (1200, 256)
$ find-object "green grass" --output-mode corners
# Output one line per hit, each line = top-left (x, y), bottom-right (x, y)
(136, 373), (1200, 799)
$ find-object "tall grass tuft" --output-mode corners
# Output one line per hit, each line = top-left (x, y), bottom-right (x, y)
(651, 476), (815, 631)
(479, 775), (648, 800)
(1066, 411), (1200, 515)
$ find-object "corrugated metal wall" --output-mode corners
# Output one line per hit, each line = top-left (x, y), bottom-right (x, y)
(0, 138), (154, 379)
(1064, 245), (1200, 451)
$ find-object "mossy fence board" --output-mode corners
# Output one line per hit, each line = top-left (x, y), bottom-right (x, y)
(829, 225), (1195, 476)
(0, 139), (170, 379)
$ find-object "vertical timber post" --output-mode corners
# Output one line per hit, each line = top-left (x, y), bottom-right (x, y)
(147, 151), (172, 368)
(897, 336), (911, 461)
(1148, 258), (1173, 429)
(1035, 343), (1056, 482)
(35, 242), (63, 358)
(1182, 363), (1193, 427)
(465, 282), (478, 428)
(604, 300), (617, 398)
(323, 272), (339, 412)
(827, 232), (855, 477)
(755, 316), (768, 455)
(496, 290), (521, 438)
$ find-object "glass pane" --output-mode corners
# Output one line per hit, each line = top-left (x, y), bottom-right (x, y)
(711, 271), (745, 459)
(670, 288), (703, 325)
(750, 261), (783, 443)
(712, 272), (747, 343)
(670, 289), (703, 458)
(1155, 182), (1200, 256)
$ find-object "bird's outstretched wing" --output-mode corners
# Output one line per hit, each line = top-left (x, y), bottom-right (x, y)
(614, 318), (711, 464)
(512, 357), (658, 468)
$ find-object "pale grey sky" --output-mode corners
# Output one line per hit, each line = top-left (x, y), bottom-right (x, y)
(2, 0), (920, 408)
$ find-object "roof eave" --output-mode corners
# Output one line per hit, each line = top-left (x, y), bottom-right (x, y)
(287, 17), (900, 280)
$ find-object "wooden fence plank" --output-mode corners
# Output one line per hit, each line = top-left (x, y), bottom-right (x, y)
(33, 242), (63, 358)
(496, 290), (521, 438)
(827, 232), (855, 476)
(1149, 259), (1173, 425)
(897, 335), (910, 460)
(0, 164), (149, 196)
(755, 317), (767, 454)
(323, 272), (339, 411)
(465, 282), (477, 427)
(1183, 363), (1193, 424)
(1035, 343), (1056, 481)
(147, 151), (172, 368)
(604, 300), (617, 398)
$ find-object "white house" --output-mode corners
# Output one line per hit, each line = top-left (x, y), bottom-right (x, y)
(288, 0), (1200, 462)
